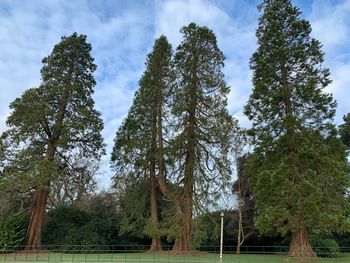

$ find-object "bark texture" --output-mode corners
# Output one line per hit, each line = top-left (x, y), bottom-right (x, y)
(24, 185), (49, 250)
(25, 144), (55, 250)
(149, 167), (162, 251)
(172, 203), (192, 252)
(172, 104), (195, 252)
(288, 228), (316, 259)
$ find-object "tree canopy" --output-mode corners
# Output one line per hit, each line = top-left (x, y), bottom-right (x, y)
(170, 22), (234, 251)
(1, 33), (105, 250)
(244, 0), (350, 258)
(111, 35), (173, 251)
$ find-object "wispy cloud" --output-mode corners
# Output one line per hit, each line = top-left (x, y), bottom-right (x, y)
(308, 0), (350, 123)
(154, 0), (258, 127)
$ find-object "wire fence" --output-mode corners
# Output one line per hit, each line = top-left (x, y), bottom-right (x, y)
(0, 245), (349, 262)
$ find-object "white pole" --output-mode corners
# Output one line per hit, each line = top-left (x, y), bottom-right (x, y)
(220, 211), (224, 263)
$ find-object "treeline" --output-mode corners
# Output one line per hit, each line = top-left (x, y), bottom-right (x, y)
(0, 0), (349, 260)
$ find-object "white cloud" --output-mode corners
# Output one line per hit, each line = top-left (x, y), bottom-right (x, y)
(155, 0), (257, 121)
(155, 0), (231, 45)
(309, 0), (350, 56)
(0, 0), (349, 189)
(308, 0), (350, 122)
(0, 0), (155, 188)
(328, 63), (350, 122)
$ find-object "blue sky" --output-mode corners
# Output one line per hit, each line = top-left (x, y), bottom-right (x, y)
(0, 0), (349, 188)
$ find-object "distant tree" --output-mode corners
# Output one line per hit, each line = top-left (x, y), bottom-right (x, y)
(0, 136), (4, 166)
(0, 136), (4, 186)
(339, 113), (350, 152)
(233, 154), (255, 254)
(111, 36), (173, 251)
(245, 0), (350, 258)
(48, 152), (99, 208)
(2, 33), (104, 250)
(170, 23), (234, 251)
(229, 127), (255, 254)
(191, 212), (220, 249)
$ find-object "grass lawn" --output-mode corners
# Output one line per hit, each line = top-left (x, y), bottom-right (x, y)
(0, 252), (349, 263)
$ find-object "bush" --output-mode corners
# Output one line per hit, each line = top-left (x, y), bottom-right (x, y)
(42, 204), (121, 251)
(310, 235), (340, 257)
(334, 234), (350, 252)
(0, 213), (27, 252)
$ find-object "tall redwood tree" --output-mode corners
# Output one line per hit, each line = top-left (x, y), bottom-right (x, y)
(2, 33), (104, 250)
(170, 23), (233, 251)
(111, 36), (173, 251)
(245, 0), (350, 258)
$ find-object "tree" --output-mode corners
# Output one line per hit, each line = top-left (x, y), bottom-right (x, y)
(339, 113), (350, 152)
(233, 154), (255, 254)
(0, 136), (4, 166)
(111, 36), (173, 251)
(42, 192), (121, 251)
(230, 127), (255, 254)
(245, 0), (350, 258)
(0, 212), (27, 252)
(2, 33), (104, 250)
(170, 23), (233, 251)
(48, 152), (99, 208)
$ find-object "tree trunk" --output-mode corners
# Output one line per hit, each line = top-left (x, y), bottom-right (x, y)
(236, 203), (243, 254)
(150, 237), (162, 252)
(25, 143), (55, 251)
(172, 229), (190, 252)
(288, 228), (316, 259)
(172, 151), (194, 252)
(149, 170), (162, 251)
(156, 95), (167, 197)
(172, 200), (192, 252)
(172, 77), (196, 253)
(24, 184), (49, 251)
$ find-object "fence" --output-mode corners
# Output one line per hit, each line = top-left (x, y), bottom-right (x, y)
(0, 245), (349, 262)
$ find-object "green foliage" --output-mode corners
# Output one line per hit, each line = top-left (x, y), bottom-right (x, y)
(42, 202), (120, 251)
(245, 0), (335, 147)
(310, 235), (340, 258)
(117, 179), (173, 241)
(191, 212), (220, 249)
(118, 180), (149, 238)
(339, 113), (350, 151)
(334, 233), (350, 251)
(2, 32), (105, 194)
(143, 219), (169, 240)
(171, 22), (234, 208)
(0, 136), (4, 166)
(111, 36), (173, 244)
(244, 0), (349, 240)
(111, 35), (172, 178)
(0, 213), (27, 252)
(250, 132), (350, 236)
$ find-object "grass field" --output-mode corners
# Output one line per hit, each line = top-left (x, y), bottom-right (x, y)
(0, 252), (349, 263)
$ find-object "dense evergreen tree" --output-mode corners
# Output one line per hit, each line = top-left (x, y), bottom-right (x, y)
(2, 33), (104, 250)
(0, 137), (4, 164)
(0, 136), (4, 180)
(245, 0), (349, 258)
(170, 23), (233, 251)
(42, 192), (122, 251)
(111, 36), (173, 251)
(339, 113), (350, 152)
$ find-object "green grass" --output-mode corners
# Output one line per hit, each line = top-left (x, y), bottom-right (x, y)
(0, 252), (349, 263)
